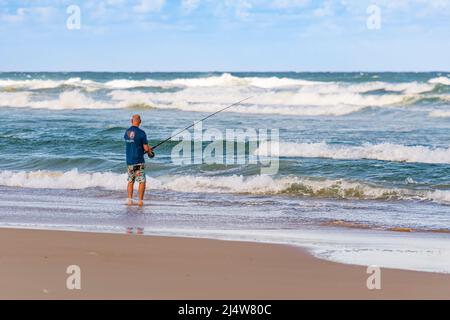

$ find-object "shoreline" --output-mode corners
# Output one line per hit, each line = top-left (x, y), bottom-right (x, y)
(0, 228), (449, 299)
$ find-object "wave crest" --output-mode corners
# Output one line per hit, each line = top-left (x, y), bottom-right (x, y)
(429, 77), (450, 86)
(0, 74), (442, 92)
(0, 170), (449, 204)
(256, 141), (450, 164)
(0, 91), (112, 109)
(0, 74), (448, 116)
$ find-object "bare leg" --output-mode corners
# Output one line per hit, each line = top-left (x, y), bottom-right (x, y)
(127, 181), (134, 205)
(138, 182), (146, 207)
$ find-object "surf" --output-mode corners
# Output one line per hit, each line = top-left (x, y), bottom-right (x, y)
(255, 141), (450, 164)
(1, 169), (449, 205)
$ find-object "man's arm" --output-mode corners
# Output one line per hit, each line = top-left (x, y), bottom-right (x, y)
(142, 132), (153, 157)
(143, 144), (152, 154)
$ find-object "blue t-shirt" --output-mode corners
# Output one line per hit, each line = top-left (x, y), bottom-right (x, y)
(124, 126), (148, 165)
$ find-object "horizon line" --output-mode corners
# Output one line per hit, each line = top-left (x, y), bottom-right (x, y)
(0, 70), (449, 73)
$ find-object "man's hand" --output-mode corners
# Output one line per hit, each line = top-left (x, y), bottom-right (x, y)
(144, 144), (155, 158)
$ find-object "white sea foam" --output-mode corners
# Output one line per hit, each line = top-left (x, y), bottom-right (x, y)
(0, 74), (446, 115)
(429, 77), (450, 86)
(256, 141), (450, 164)
(0, 77), (99, 91)
(34, 91), (112, 109)
(0, 74), (318, 90)
(169, 73), (322, 88)
(104, 73), (323, 89)
(159, 175), (450, 205)
(0, 170), (126, 190)
(104, 79), (178, 89)
(0, 89), (424, 115)
(0, 92), (32, 107)
(307, 230), (450, 274)
(0, 74), (439, 92)
(0, 79), (65, 90)
(295, 81), (433, 94)
(429, 110), (450, 118)
(108, 87), (414, 116)
(109, 89), (371, 116)
(156, 228), (450, 274)
(0, 91), (112, 109)
(1, 169), (449, 204)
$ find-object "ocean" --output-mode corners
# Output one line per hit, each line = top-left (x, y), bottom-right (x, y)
(0, 71), (449, 273)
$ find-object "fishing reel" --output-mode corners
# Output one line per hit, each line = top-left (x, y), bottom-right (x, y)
(148, 150), (155, 158)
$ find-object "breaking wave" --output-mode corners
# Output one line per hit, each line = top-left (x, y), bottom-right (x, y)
(429, 77), (450, 86)
(256, 141), (450, 164)
(0, 74), (321, 90)
(0, 77), (100, 91)
(1, 73), (449, 116)
(108, 90), (389, 116)
(0, 74), (443, 92)
(0, 91), (112, 110)
(0, 89), (416, 115)
(0, 169), (449, 204)
(0, 73), (440, 94)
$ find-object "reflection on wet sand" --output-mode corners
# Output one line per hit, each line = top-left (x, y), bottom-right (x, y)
(126, 227), (144, 235)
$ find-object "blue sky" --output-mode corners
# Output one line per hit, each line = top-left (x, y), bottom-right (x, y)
(0, 0), (449, 71)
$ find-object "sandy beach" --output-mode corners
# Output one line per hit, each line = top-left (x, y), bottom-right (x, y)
(1, 0), (450, 303)
(0, 228), (448, 300)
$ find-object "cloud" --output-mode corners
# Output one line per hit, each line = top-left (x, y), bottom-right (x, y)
(133, 0), (166, 13)
(0, 6), (57, 23)
(105, 0), (127, 5)
(271, 0), (309, 8)
(235, 0), (252, 19)
(1, 0), (449, 32)
(181, 0), (200, 13)
(426, 0), (450, 8)
(341, 0), (450, 13)
(314, 0), (334, 17)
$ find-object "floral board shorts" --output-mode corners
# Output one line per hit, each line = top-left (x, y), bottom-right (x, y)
(127, 163), (146, 184)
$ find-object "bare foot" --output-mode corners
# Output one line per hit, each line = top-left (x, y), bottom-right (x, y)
(138, 200), (144, 207)
(127, 198), (133, 206)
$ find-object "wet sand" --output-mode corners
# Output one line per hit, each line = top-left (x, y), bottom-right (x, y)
(0, 228), (449, 299)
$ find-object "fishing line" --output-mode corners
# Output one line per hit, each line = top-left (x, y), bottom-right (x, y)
(146, 96), (253, 158)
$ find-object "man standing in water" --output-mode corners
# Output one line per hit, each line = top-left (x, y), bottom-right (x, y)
(124, 114), (152, 207)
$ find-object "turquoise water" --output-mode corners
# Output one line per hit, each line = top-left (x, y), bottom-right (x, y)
(0, 73), (450, 224)
(0, 72), (450, 272)
(1, 72), (450, 204)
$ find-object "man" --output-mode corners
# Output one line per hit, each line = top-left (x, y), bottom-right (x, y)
(124, 114), (153, 207)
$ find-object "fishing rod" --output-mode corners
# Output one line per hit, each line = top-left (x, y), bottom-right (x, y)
(146, 96), (253, 158)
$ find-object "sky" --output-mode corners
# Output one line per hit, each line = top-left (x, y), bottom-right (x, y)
(0, 0), (449, 71)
